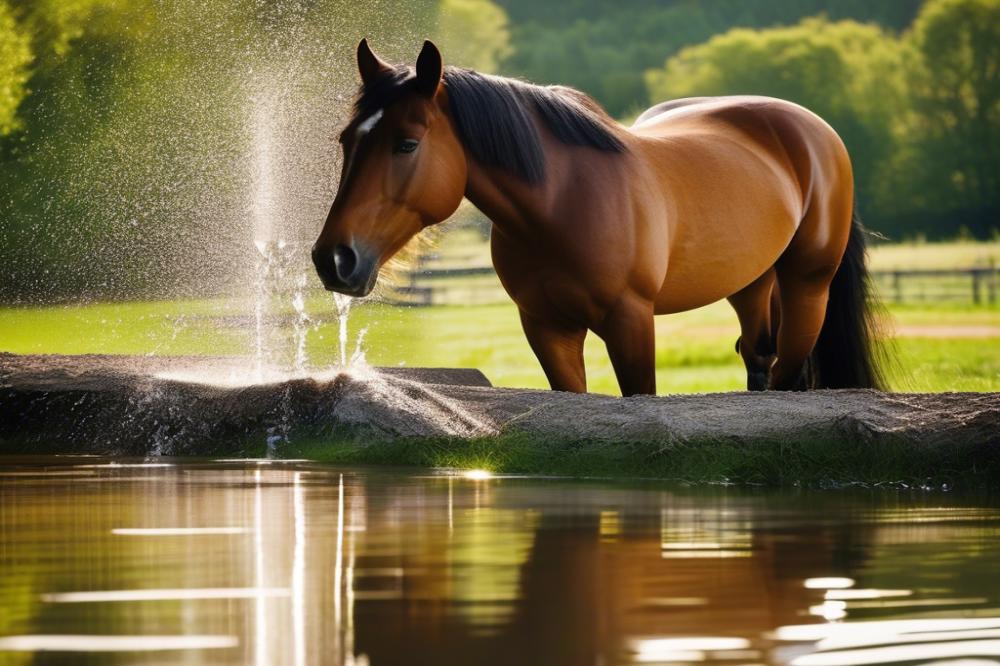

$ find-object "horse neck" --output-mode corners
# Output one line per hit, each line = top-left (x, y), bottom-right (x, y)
(461, 133), (579, 238)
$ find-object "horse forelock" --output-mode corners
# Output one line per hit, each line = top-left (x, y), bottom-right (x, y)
(350, 65), (415, 128)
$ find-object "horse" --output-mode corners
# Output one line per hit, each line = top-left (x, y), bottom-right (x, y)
(312, 39), (887, 396)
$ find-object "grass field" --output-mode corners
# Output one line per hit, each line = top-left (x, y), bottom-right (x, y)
(2, 239), (998, 394)
(868, 239), (1000, 270)
(1, 296), (997, 394)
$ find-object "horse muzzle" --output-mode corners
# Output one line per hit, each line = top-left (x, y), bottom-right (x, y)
(311, 241), (378, 297)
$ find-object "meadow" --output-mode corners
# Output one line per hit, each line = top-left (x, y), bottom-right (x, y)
(1, 239), (997, 395)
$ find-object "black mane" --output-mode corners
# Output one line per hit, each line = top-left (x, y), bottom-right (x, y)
(351, 66), (626, 183)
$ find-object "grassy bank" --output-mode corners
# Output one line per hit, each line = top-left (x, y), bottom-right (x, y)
(286, 429), (996, 488)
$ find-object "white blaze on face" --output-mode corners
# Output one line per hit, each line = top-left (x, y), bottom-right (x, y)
(337, 108), (384, 198)
(357, 108), (383, 136)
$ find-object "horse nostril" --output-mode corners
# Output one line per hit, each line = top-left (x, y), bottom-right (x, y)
(333, 244), (359, 281)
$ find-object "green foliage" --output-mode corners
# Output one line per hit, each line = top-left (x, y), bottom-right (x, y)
(0, 1), (31, 136)
(292, 427), (998, 487)
(498, 0), (924, 32)
(0, 0), (441, 302)
(8, 0), (137, 58)
(879, 0), (1000, 237)
(497, 0), (923, 117)
(0, 0), (156, 299)
(435, 0), (512, 72)
(646, 17), (906, 228)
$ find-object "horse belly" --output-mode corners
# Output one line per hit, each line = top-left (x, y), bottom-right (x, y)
(653, 204), (799, 314)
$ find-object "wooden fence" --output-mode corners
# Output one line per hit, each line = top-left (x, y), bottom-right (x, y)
(385, 265), (1000, 307)
(871, 267), (998, 304)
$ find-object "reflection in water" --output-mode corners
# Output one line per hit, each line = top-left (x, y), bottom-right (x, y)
(804, 577), (855, 589)
(112, 527), (249, 535)
(0, 458), (998, 665)
(0, 635), (239, 652)
(41, 589), (290, 603)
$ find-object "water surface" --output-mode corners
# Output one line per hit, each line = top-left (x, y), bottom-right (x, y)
(1, 457), (999, 665)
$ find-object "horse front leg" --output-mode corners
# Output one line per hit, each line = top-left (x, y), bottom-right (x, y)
(519, 309), (588, 393)
(596, 294), (656, 397)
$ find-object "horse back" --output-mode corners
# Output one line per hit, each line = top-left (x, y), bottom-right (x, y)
(632, 95), (847, 181)
(626, 96), (853, 312)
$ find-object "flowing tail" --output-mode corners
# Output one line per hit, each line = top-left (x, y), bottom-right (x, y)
(810, 210), (888, 389)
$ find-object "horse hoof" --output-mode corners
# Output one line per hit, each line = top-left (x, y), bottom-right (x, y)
(747, 370), (768, 391)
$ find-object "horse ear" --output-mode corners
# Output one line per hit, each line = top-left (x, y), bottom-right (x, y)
(357, 38), (391, 85)
(415, 40), (443, 97)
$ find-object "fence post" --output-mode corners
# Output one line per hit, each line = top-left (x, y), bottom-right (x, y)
(989, 261), (997, 305)
(972, 270), (982, 305)
(893, 271), (903, 304)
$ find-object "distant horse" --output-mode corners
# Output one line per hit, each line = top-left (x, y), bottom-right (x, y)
(313, 39), (886, 396)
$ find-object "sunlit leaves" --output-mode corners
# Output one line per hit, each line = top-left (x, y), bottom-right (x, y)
(901, 0), (1000, 223)
(434, 0), (511, 73)
(0, 0), (31, 136)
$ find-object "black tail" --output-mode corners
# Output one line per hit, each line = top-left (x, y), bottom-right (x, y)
(811, 210), (888, 389)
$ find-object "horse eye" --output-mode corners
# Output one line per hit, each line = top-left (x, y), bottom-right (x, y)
(393, 138), (419, 154)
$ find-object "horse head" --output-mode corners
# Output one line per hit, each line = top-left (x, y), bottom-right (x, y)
(312, 39), (466, 296)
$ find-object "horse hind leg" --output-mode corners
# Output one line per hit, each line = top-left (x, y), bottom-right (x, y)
(727, 268), (777, 391)
(769, 201), (850, 390)
(769, 268), (833, 390)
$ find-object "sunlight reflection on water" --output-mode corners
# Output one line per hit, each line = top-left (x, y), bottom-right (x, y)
(0, 457), (998, 665)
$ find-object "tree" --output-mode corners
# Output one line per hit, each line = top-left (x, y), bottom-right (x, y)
(645, 18), (906, 232)
(891, 0), (1000, 236)
(0, 0), (31, 136)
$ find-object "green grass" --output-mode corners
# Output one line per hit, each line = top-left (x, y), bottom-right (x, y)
(1, 296), (997, 394)
(0, 298), (249, 356)
(284, 429), (997, 487)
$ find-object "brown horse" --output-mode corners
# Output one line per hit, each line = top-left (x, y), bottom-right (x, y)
(313, 39), (886, 396)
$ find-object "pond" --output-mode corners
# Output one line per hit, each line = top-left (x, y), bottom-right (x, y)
(1, 457), (998, 665)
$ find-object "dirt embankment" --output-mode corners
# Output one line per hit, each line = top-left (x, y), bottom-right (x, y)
(1, 353), (997, 484)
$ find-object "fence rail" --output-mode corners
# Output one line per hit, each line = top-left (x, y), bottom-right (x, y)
(384, 265), (999, 307)
(871, 267), (998, 304)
